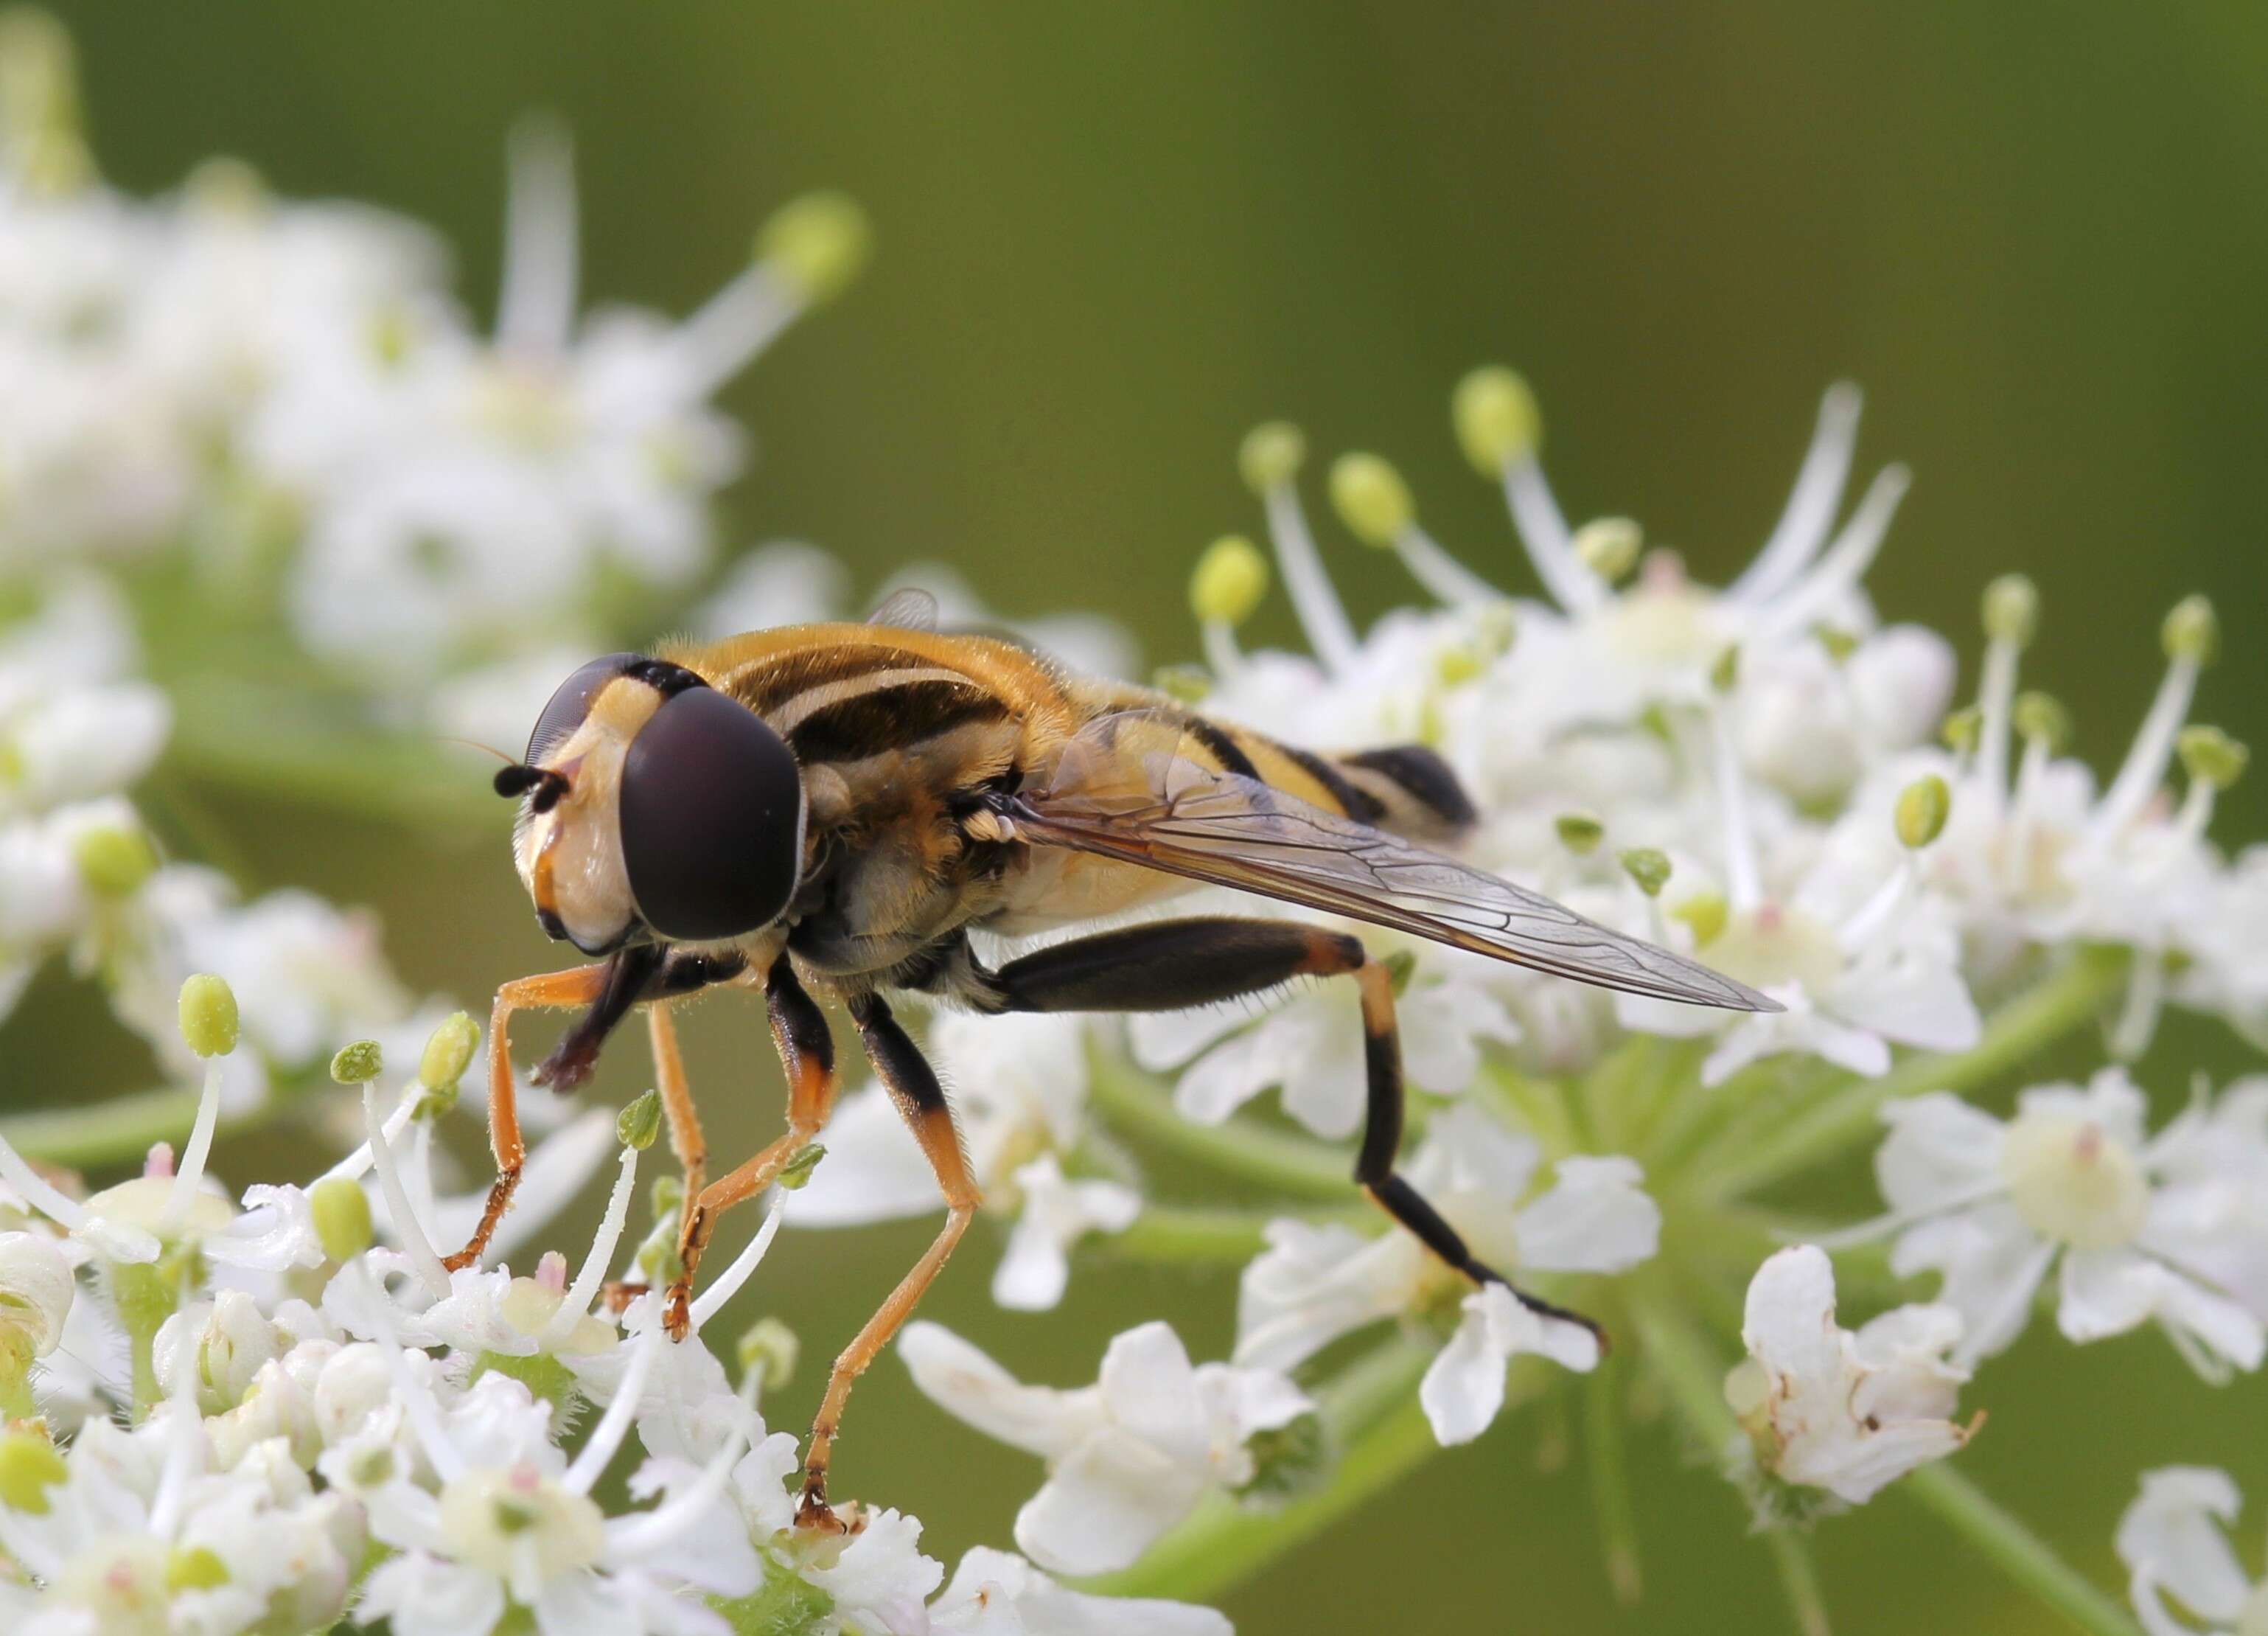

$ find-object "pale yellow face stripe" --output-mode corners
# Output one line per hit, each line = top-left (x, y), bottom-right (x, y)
(764, 666), (977, 734)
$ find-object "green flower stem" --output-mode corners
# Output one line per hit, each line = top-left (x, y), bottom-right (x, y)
(1086, 1048), (1350, 1202)
(1899, 1466), (2143, 1636)
(1582, 1362), (1644, 1605)
(1689, 947), (2126, 1205)
(1104, 1204), (1372, 1265)
(0, 1344), (36, 1422)
(1765, 1531), (1833, 1636)
(1478, 1062), (1581, 1158)
(2, 1082), (280, 1171)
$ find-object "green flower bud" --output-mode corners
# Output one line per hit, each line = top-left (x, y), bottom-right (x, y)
(0, 1431), (68, 1514)
(757, 192), (871, 305)
(71, 824), (157, 897)
(310, 1177), (373, 1263)
(176, 975), (238, 1059)
(1671, 891), (1728, 948)
(1555, 812), (1604, 855)
(1189, 535), (1270, 626)
(737, 1317), (800, 1391)
(1451, 366), (1541, 474)
(1571, 518), (1641, 584)
(1813, 624), (1860, 664)
(1238, 422), (1305, 494)
(1981, 575), (2038, 647)
(1941, 706), (1982, 754)
(2179, 725), (2249, 792)
(1619, 848), (1672, 898)
(618, 1090), (663, 1152)
(329, 1040), (383, 1085)
(418, 1011), (479, 1093)
(777, 1145), (826, 1191)
(1894, 774), (1951, 849)
(2163, 594), (2218, 666)
(2011, 691), (2071, 753)
(1327, 453), (1414, 546)
(649, 1175), (685, 1218)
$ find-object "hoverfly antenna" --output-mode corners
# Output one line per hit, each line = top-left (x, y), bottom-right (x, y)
(493, 763), (571, 812)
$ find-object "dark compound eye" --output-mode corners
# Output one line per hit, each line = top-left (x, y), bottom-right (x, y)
(526, 652), (641, 767)
(619, 686), (805, 941)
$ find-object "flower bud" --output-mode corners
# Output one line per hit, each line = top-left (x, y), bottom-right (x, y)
(2163, 595), (2218, 666)
(310, 1177), (373, 1264)
(0, 1430), (67, 1514)
(313, 1343), (394, 1447)
(778, 1144), (827, 1191)
(200, 1290), (282, 1410)
(177, 974), (238, 1059)
(1327, 453), (1414, 546)
(757, 192), (871, 305)
(418, 1011), (479, 1093)
(1894, 774), (1951, 849)
(1555, 813), (1604, 855)
(737, 1317), (800, 1391)
(1238, 422), (1305, 494)
(0, 1231), (74, 1360)
(2179, 725), (2249, 792)
(1981, 575), (2038, 647)
(1619, 848), (1672, 899)
(1571, 518), (1642, 584)
(71, 823), (157, 897)
(618, 1090), (663, 1152)
(1189, 536), (1269, 626)
(329, 1040), (383, 1085)
(2011, 692), (2071, 753)
(1451, 366), (1541, 474)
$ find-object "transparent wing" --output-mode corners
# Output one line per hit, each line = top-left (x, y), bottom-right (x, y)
(867, 587), (941, 631)
(1015, 723), (1777, 1013)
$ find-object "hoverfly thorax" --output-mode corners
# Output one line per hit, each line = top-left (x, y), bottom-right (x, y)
(500, 653), (808, 954)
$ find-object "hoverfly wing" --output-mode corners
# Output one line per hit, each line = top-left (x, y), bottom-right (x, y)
(866, 587), (942, 632)
(1015, 732), (1779, 1014)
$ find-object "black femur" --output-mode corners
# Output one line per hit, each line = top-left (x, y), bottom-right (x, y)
(618, 686), (804, 941)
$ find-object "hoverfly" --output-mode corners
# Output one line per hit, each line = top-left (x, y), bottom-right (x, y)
(470, 588), (1775, 1528)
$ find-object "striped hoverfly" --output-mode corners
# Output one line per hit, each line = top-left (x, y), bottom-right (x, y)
(472, 588), (1775, 1528)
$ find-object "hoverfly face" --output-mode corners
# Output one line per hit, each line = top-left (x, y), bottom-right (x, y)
(500, 655), (806, 954)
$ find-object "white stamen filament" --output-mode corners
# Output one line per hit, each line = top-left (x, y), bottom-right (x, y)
(602, 1416), (750, 1562)
(1752, 464), (1909, 638)
(1727, 383), (1863, 607)
(2175, 778), (2216, 844)
(1392, 522), (1506, 608)
(1838, 860), (1913, 957)
(363, 1082), (451, 1298)
(1200, 618), (1242, 680)
(319, 1085), (420, 1184)
(1710, 705), (1763, 913)
(0, 1130), (90, 1231)
(1261, 481), (1358, 674)
(160, 1059), (226, 1233)
(2110, 951), (2168, 1062)
(666, 263), (801, 403)
(2093, 657), (2200, 843)
(1807, 1174), (2012, 1249)
(566, 1319), (660, 1495)
(1501, 458), (1607, 614)
(495, 116), (578, 358)
(405, 1121), (441, 1247)
(147, 1322), (202, 1542)
(545, 1146), (639, 1346)
(352, 1262), (466, 1483)
(689, 1195), (788, 1332)
(1975, 638), (2021, 814)
(2005, 734), (2052, 893)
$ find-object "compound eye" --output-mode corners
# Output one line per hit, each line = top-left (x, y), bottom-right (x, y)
(526, 652), (641, 767)
(619, 687), (805, 941)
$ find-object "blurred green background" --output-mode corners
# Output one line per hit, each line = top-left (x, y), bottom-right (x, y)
(25, 4), (2268, 1630)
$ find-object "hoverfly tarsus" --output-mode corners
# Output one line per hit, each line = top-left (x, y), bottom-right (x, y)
(469, 588), (1777, 1529)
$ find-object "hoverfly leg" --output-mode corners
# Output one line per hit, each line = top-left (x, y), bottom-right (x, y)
(795, 991), (977, 1532)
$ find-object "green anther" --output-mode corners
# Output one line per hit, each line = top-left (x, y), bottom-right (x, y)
(1451, 366), (1541, 474)
(1709, 645), (1740, 694)
(1895, 774), (1952, 849)
(1814, 625), (1860, 664)
(71, 824), (156, 897)
(0, 1430), (67, 1514)
(2011, 691), (2071, 753)
(418, 1011), (479, 1093)
(757, 192), (871, 305)
(2163, 594), (2219, 666)
(165, 1545), (228, 1592)
(649, 1175), (685, 1217)
(176, 975), (239, 1059)
(1238, 422), (1306, 494)
(1434, 645), (1484, 686)
(1379, 949), (1417, 997)
(329, 1040), (383, 1085)
(777, 1145), (826, 1191)
(618, 1090), (663, 1152)
(1672, 891), (1729, 947)
(1941, 706), (1982, 754)
(1556, 813), (1605, 855)
(1982, 575), (2039, 647)
(1620, 848), (1672, 898)
(1152, 664), (1212, 705)
(1327, 453), (1414, 546)
(310, 1177), (373, 1263)
(412, 1082), (459, 1124)
(1572, 518), (1642, 584)
(1189, 535), (1270, 625)
(736, 1317), (800, 1391)
(2180, 725), (2249, 791)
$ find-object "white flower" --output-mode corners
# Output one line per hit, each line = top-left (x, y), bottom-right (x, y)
(992, 1155), (1140, 1312)
(1860, 1070), (2268, 1375)
(899, 1319), (1311, 1576)
(1235, 1107), (1655, 1442)
(806, 1506), (945, 1635)
(2115, 1467), (2268, 1636)
(929, 1547), (1232, 1635)
(1726, 1245), (1972, 1506)
(0, 1229), (74, 1360)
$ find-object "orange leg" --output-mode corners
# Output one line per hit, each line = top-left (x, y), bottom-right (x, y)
(647, 1002), (705, 1239)
(797, 992), (980, 1530)
(443, 963), (609, 1272)
(664, 956), (840, 1338)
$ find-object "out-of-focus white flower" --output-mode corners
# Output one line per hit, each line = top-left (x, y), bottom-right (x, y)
(2115, 1467), (2268, 1636)
(929, 1546), (1232, 1635)
(1726, 1245), (1972, 1506)
(899, 1319), (1311, 1576)
(991, 1155), (1139, 1312)
(0, 1229), (73, 1362)
(1854, 1070), (2268, 1376)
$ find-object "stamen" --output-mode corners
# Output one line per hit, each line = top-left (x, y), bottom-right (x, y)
(1399, 522), (1508, 607)
(350, 1262), (465, 1483)
(1709, 701), (1763, 913)
(318, 1087), (419, 1184)
(1751, 464), (1909, 637)
(2093, 597), (2217, 843)
(2109, 952), (2167, 1062)
(1727, 384), (1863, 606)
(158, 1059), (225, 1233)
(688, 1196), (789, 1333)
(0, 1131), (89, 1232)
(146, 1321), (202, 1542)
(1189, 535), (1269, 678)
(495, 115), (578, 358)
(1502, 458), (1606, 615)
(565, 1319), (661, 1495)
(1241, 424), (1357, 673)
(545, 1146), (639, 1346)
(363, 1083), (450, 1298)
(602, 1411), (750, 1562)
(664, 262), (800, 403)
